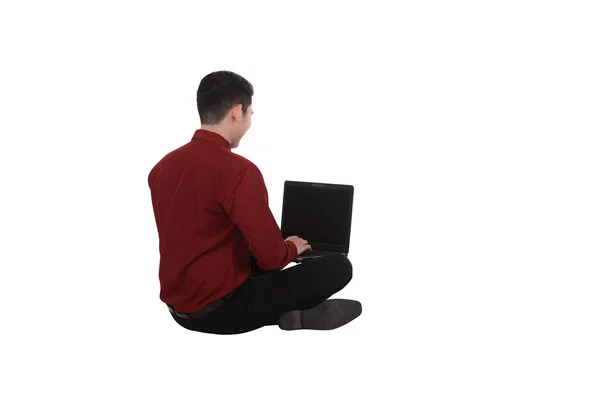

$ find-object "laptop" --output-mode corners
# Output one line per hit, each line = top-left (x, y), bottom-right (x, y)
(280, 180), (354, 262)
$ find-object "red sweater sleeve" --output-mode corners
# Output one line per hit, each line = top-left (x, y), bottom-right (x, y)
(222, 163), (298, 270)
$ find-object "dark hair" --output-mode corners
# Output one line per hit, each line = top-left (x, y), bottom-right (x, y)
(196, 71), (254, 125)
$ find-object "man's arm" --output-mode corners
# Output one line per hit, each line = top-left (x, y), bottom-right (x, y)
(222, 163), (297, 270)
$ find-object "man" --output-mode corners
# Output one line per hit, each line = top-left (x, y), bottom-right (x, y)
(148, 71), (362, 334)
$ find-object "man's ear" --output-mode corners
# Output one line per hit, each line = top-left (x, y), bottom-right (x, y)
(232, 104), (243, 121)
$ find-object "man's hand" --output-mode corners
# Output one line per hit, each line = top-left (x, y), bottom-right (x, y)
(285, 236), (312, 255)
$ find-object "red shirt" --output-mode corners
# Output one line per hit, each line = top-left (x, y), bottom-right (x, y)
(148, 129), (298, 312)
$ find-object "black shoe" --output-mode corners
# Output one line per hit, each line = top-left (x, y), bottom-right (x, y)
(278, 299), (362, 331)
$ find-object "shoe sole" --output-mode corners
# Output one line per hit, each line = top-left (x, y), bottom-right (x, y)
(278, 299), (362, 331)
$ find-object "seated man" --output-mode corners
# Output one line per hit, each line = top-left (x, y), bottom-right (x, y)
(147, 70), (362, 334)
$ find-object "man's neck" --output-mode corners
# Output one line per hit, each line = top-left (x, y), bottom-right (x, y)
(200, 124), (233, 145)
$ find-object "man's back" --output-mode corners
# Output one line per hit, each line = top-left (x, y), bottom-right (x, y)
(148, 129), (297, 312)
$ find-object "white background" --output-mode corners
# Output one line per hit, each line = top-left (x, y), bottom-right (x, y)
(1, 1), (599, 399)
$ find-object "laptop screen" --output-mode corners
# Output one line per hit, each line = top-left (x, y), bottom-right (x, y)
(281, 183), (353, 251)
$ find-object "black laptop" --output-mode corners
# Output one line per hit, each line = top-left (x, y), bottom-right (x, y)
(280, 180), (354, 262)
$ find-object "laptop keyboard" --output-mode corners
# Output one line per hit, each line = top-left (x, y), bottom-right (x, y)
(297, 250), (329, 260)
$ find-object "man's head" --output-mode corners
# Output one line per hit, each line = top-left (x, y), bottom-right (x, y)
(197, 71), (254, 149)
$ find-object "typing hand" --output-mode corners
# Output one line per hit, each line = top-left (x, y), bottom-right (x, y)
(285, 236), (312, 255)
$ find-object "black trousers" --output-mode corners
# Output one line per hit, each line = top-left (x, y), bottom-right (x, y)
(170, 252), (353, 334)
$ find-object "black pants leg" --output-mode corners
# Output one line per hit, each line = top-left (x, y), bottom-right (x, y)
(171, 253), (353, 334)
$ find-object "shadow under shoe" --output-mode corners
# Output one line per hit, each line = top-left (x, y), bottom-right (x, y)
(278, 299), (362, 331)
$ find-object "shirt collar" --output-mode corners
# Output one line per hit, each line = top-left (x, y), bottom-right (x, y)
(191, 129), (232, 151)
